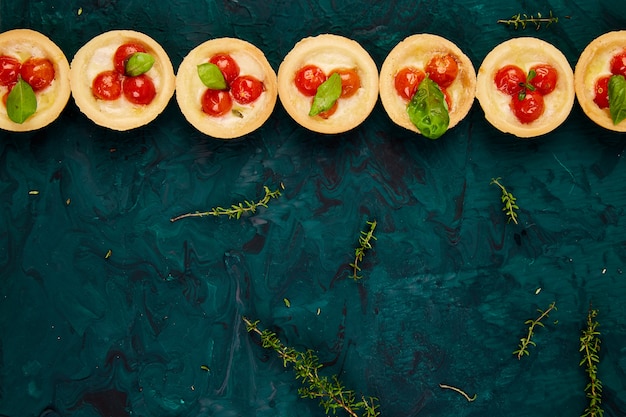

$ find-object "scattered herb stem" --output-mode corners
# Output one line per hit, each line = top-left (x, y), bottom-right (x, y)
(580, 308), (603, 417)
(170, 184), (283, 222)
(349, 220), (377, 280)
(497, 11), (559, 30)
(243, 317), (379, 417)
(439, 384), (477, 402)
(513, 301), (557, 359)
(490, 177), (519, 224)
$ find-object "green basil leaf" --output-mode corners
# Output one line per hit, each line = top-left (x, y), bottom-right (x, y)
(309, 72), (341, 117)
(406, 76), (449, 139)
(197, 63), (227, 90)
(6, 78), (37, 124)
(608, 74), (626, 125)
(125, 52), (155, 77)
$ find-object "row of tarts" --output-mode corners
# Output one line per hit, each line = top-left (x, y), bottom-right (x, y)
(0, 28), (624, 138)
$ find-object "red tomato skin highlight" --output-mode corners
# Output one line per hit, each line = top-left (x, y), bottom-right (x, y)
(425, 54), (458, 88)
(510, 90), (545, 124)
(494, 65), (525, 96)
(294, 65), (326, 96)
(529, 64), (558, 95)
(209, 54), (240, 85)
(394, 67), (425, 101)
(114, 43), (146, 75)
(230, 75), (264, 104)
(0, 55), (21, 87)
(593, 75), (611, 109)
(20, 57), (55, 91)
(201, 88), (232, 117)
(122, 74), (156, 105)
(92, 70), (123, 100)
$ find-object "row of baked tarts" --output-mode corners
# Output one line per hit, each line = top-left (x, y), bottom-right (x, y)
(0, 29), (624, 138)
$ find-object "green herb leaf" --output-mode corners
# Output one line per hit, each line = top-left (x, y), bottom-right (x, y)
(406, 76), (449, 139)
(6, 78), (37, 124)
(125, 52), (155, 77)
(197, 63), (227, 90)
(309, 72), (341, 117)
(608, 74), (626, 125)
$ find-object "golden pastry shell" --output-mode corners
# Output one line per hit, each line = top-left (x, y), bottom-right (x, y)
(277, 34), (379, 134)
(0, 29), (71, 132)
(574, 30), (626, 132)
(70, 30), (175, 131)
(379, 33), (476, 134)
(176, 37), (278, 139)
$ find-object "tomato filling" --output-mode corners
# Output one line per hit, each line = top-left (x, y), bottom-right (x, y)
(92, 42), (157, 105)
(200, 53), (266, 117)
(0, 54), (56, 111)
(393, 53), (458, 111)
(494, 63), (557, 124)
(593, 48), (626, 110)
(293, 65), (362, 117)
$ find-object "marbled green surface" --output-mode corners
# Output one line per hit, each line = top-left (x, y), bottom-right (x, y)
(1, 1), (626, 416)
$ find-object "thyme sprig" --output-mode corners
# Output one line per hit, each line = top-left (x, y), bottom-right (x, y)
(497, 11), (559, 30)
(513, 301), (557, 359)
(490, 178), (519, 224)
(580, 308), (603, 417)
(349, 220), (377, 280)
(170, 184), (283, 222)
(243, 317), (380, 417)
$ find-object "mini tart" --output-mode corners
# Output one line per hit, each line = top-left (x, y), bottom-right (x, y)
(0, 29), (70, 132)
(176, 37), (277, 139)
(277, 34), (379, 134)
(70, 30), (175, 131)
(575, 31), (626, 132)
(379, 34), (476, 134)
(476, 37), (575, 138)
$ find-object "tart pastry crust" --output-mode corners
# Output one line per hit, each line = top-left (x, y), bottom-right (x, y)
(476, 37), (575, 138)
(0, 29), (70, 132)
(277, 34), (379, 134)
(379, 34), (476, 134)
(575, 30), (626, 132)
(176, 37), (277, 139)
(70, 30), (175, 131)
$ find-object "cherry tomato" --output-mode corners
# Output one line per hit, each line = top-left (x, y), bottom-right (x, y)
(230, 75), (264, 104)
(209, 53), (240, 85)
(425, 54), (458, 88)
(510, 90), (545, 124)
(318, 100), (338, 119)
(593, 75), (611, 109)
(122, 74), (156, 105)
(201, 88), (232, 116)
(529, 64), (558, 95)
(394, 67), (425, 101)
(330, 68), (361, 98)
(494, 65), (525, 96)
(0, 56), (21, 87)
(114, 43), (146, 74)
(92, 70), (123, 100)
(610, 50), (626, 78)
(294, 65), (326, 96)
(20, 57), (55, 91)
(441, 88), (452, 111)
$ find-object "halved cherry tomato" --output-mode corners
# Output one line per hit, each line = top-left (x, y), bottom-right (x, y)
(122, 74), (156, 105)
(92, 70), (123, 100)
(425, 54), (458, 88)
(230, 75), (264, 104)
(294, 65), (326, 96)
(114, 43), (146, 74)
(201, 88), (232, 116)
(394, 67), (425, 101)
(494, 65), (525, 96)
(318, 100), (338, 119)
(610, 50), (626, 78)
(0, 56), (21, 87)
(330, 68), (360, 98)
(529, 64), (558, 95)
(593, 75), (611, 109)
(20, 57), (55, 91)
(209, 53), (240, 85)
(510, 90), (544, 124)
(441, 88), (452, 111)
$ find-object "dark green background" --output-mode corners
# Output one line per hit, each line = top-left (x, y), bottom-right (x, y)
(1, 1), (626, 416)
